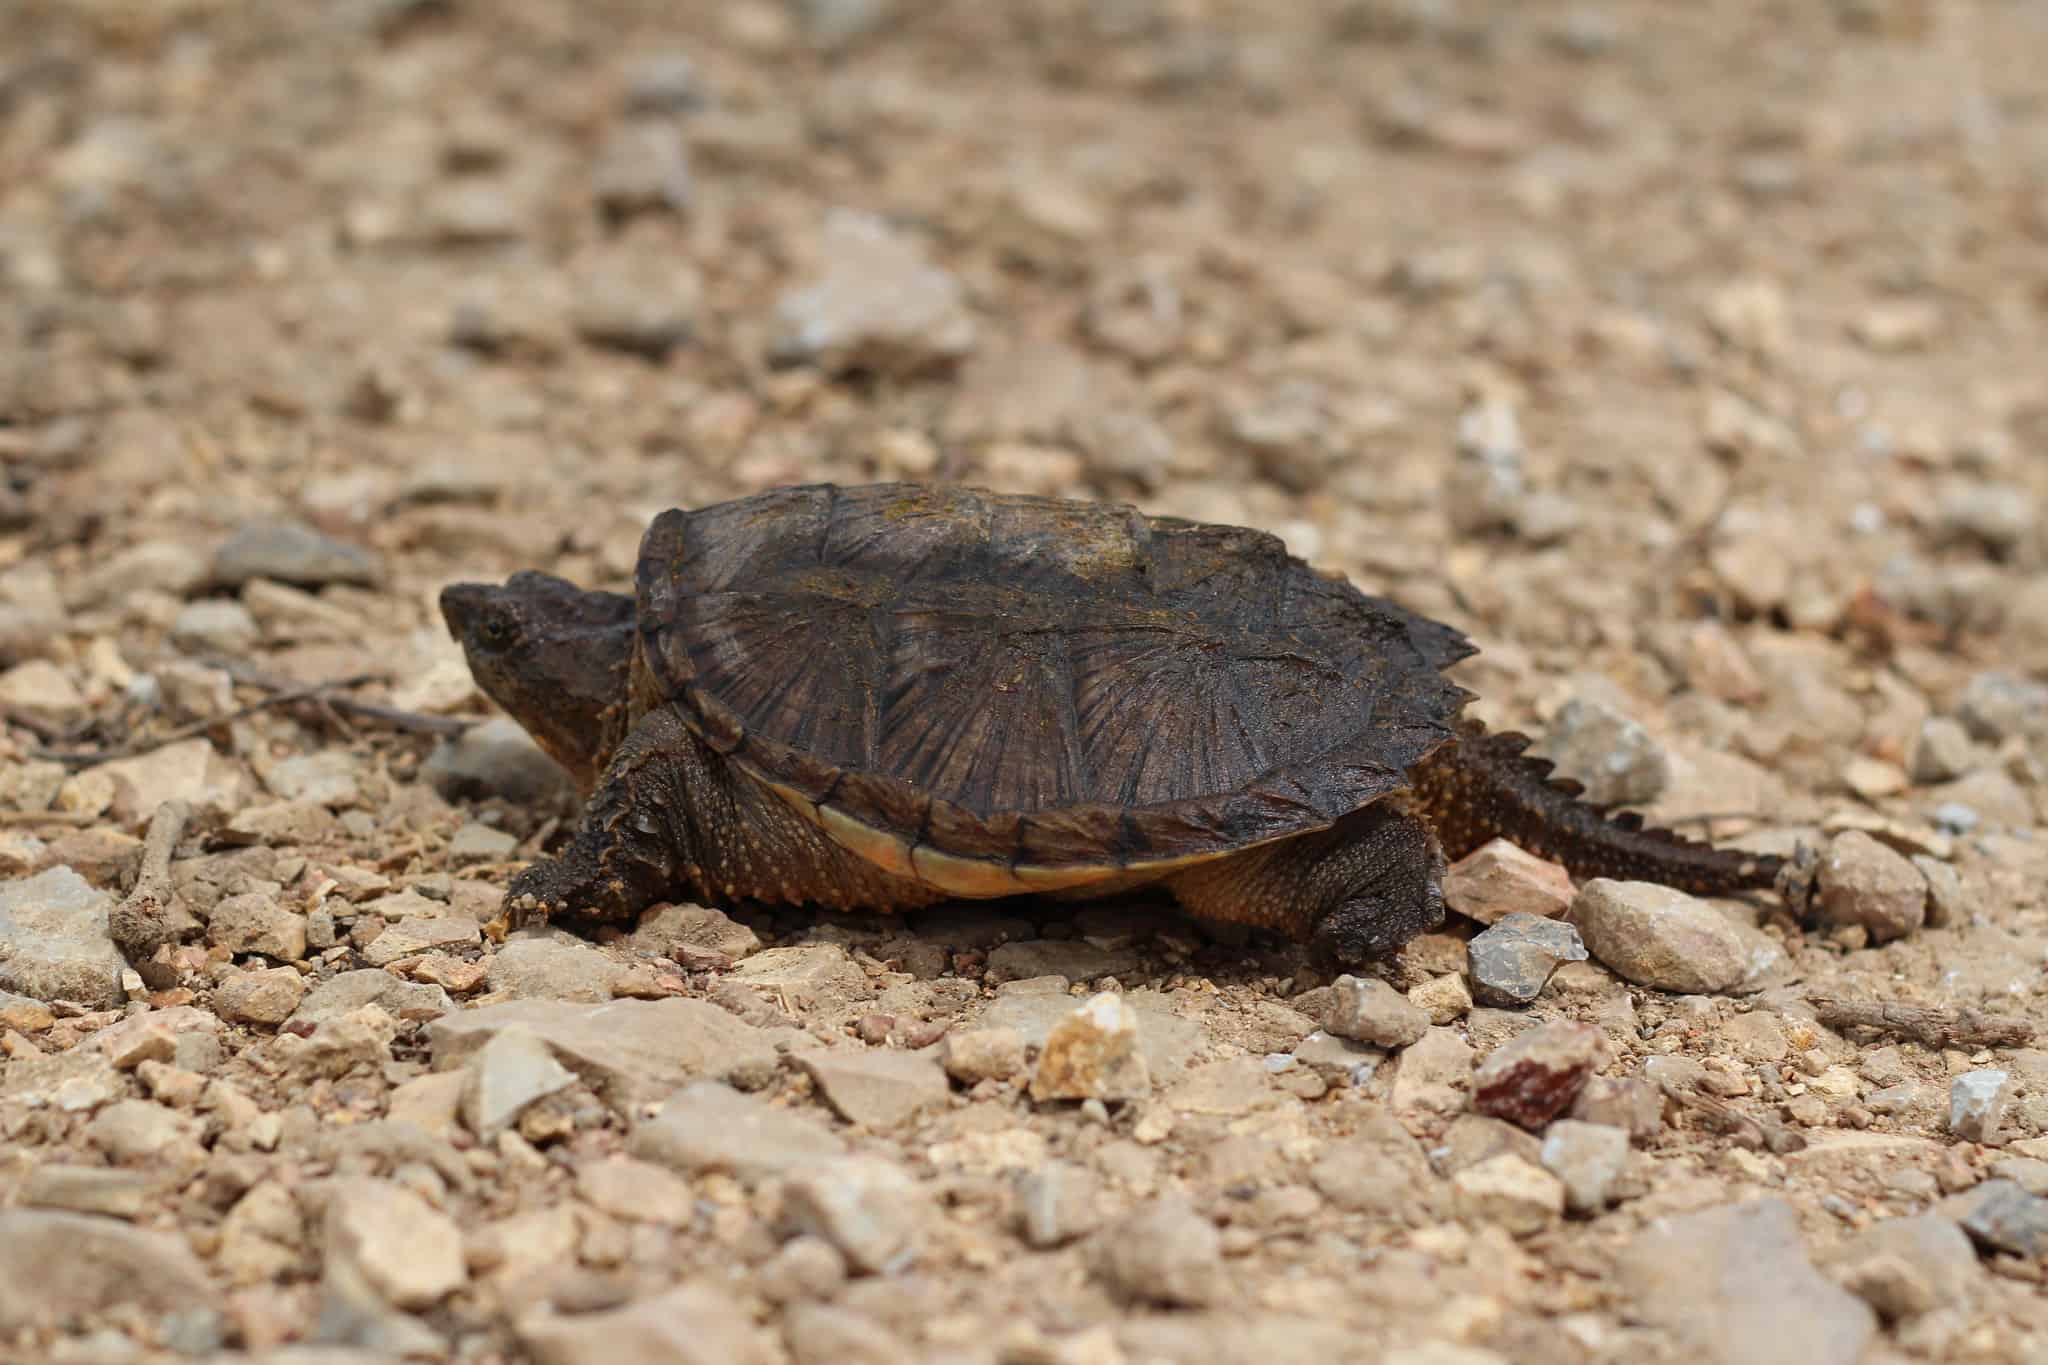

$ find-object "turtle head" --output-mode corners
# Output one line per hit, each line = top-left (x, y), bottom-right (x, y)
(440, 571), (637, 791)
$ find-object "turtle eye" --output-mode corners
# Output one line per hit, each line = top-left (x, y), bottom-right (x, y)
(477, 611), (517, 651)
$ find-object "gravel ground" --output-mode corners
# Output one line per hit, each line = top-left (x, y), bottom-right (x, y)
(4, 1), (2048, 1362)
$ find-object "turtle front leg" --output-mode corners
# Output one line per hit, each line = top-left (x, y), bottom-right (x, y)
(506, 706), (700, 925)
(1164, 799), (1445, 967)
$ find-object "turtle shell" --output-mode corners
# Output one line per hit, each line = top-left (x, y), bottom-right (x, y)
(633, 483), (1476, 896)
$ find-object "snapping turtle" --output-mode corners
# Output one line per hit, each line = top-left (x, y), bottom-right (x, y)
(442, 483), (1779, 963)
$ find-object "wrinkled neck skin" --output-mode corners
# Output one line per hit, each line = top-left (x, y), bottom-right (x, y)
(440, 573), (638, 793)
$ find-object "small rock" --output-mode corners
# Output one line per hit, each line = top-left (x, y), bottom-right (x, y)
(575, 1156), (696, 1226)
(1946, 1179), (2048, 1258)
(1992, 1156), (2048, 1195)
(1229, 381), (1338, 493)
(88, 1099), (197, 1171)
(207, 892), (308, 961)
(1722, 1010), (1789, 1062)
(798, 1048), (950, 1130)
(519, 1282), (771, 1365)
(1912, 856), (1964, 929)
(212, 522), (379, 589)
(463, 1024), (578, 1141)
(1908, 717), (1978, 785)
(90, 738), (250, 825)
(240, 578), (363, 640)
(629, 903), (763, 960)
(571, 250), (700, 359)
(0, 591), (65, 668)
(981, 986), (1205, 1084)
(1571, 880), (1763, 994)
(384, 1071), (464, 1134)
(785, 1303), (911, 1365)
(1444, 399), (1526, 533)
(770, 209), (976, 377)
(1934, 481), (2035, 556)
(291, 969), (452, 1025)
(216, 967), (307, 1026)
(793, 0), (892, 49)
(1409, 973), (1473, 1024)
(1815, 831), (1926, 944)
(1851, 299), (1942, 352)
(1928, 799), (1980, 837)
(0, 865), (127, 1007)
(1451, 1154), (1565, 1236)
(782, 1157), (927, 1275)
(1539, 1120), (1630, 1214)
(1473, 1021), (1605, 1129)
(756, 1236), (848, 1306)
(323, 1178), (466, 1310)
(0, 659), (86, 728)
(1013, 1160), (1103, 1248)
(1467, 911), (1589, 1007)
(630, 1081), (843, 1181)
(1955, 671), (2048, 743)
(1949, 1070), (2012, 1145)
(1533, 695), (1671, 805)
(0, 1210), (217, 1334)
(447, 821), (517, 863)
(940, 1026), (1026, 1084)
(1291, 1029), (1382, 1088)
(1568, 1075), (1664, 1142)
(621, 51), (706, 114)
(486, 934), (621, 1003)
(278, 1004), (397, 1080)
(224, 799), (337, 846)
(432, 998), (787, 1114)
(1622, 1198), (1876, 1365)
(1327, 974), (1430, 1047)
(169, 598), (259, 654)
(363, 914), (481, 967)
(591, 120), (693, 218)
(422, 715), (575, 805)
(1842, 755), (1907, 800)
(1391, 1026), (1476, 1114)
(20, 1163), (153, 1219)
(0, 758), (65, 812)
(729, 942), (873, 1013)
(69, 540), (208, 612)
(1826, 1215), (1979, 1322)
(1706, 276), (1792, 358)
(1684, 622), (1767, 704)
(52, 767), (115, 817)
(1442, 839), (1575, 925)
(1031, 990), (1150, 1102)
(92, 1006), (218, 1071)
(419, 177), (531, 244)
(1089, 1198), (1227, 1307)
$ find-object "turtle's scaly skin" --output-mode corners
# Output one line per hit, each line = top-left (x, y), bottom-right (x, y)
(442, 484), (1779, 964)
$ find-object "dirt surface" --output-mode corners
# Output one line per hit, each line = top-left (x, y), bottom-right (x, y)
(4, 1), (2048, 1362)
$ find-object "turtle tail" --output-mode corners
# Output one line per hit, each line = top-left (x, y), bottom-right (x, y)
(1410, 721), (1782, 896)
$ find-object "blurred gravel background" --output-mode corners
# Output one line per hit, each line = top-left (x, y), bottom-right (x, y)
(3, 1), (2048, 1362)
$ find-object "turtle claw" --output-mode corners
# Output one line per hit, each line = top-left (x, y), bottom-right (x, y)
(501, 891), (556, 933)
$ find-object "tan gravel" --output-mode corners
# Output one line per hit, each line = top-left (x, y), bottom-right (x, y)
(4, 1), (2048, 1362)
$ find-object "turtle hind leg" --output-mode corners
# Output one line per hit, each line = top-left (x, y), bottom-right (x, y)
(506, 707), (699, 925)
(1163, 799), (1445, 967)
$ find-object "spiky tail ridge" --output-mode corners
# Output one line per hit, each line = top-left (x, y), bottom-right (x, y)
(1410, 721), (1782, 896)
